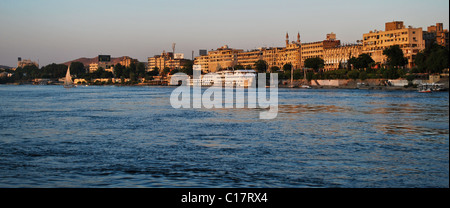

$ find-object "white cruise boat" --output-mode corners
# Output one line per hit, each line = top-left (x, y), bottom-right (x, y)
(191, 70), (256, 87)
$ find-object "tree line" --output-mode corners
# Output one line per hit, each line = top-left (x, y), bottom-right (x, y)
(1, 60), (195, 84)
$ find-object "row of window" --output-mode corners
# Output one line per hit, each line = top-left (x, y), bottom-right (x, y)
(364, 31), (413, 40)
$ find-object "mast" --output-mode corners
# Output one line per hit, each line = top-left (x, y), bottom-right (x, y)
(291, 64), (293, 87)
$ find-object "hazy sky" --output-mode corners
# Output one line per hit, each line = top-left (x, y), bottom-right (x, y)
(0, 0), (448, 67)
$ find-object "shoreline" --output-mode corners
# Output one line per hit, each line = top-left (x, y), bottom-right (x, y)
(2, 82), (445, 92)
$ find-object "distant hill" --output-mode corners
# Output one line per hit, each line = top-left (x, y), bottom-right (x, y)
(61, 56), (134, 66)
(0, 65), (12, 69)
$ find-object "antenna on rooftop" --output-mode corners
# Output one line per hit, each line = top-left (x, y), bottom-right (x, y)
(172, 43), (176, 56)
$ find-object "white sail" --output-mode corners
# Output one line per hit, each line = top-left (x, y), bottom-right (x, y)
(64, 66), (73, 86)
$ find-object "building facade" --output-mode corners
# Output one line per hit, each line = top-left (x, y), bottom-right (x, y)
(194, 55), (209, 73)
(423, 23), (449, 49)
(205, 45), (242, 72)
(17, 57), (39, 68)
(264, 32), (302, 70)
(323, 44), (363, 71)
(88, 55), (113, 73)
(300, 33), (340, 66)
(88, 63), (114, 73)
(120, 56), (139, 67)
(194, 33), (302, 73)
(148, 51), (190, 73)
(362, 21), (425, 68)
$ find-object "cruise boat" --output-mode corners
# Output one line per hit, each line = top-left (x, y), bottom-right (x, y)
(191, 70), (257, 87)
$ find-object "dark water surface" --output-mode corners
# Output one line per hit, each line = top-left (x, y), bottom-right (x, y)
(0, 85), (448, 187)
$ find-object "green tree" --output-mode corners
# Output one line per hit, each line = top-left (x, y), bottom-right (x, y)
(359, 71), (368, 81)
(306, 72), (314, 82)
(269, 66), (280, 73)
(356, 53), (375, 69)
(347, 69), (360, 80)
(136, 62), (146, 78)
(114, 63), (125, 78)
(41, 63), (67, 78)
(162, 67), (171, 76)
(293, 69), (303, 79)
(180, 60), (193, 75)
(254, 60), (268, 73)
(129, 71), (136, 82)
(348, 57), (357, 70)
(304, 57), (324, 71)
(414, 52), (427, 73)
(70, 62), (85, 77)
(282, 63), (293, 72)
(416, 43), (449, 74)
(383, 45), (407, 68)
(234, 64), (245, 70)
(147, 67), (159, 76)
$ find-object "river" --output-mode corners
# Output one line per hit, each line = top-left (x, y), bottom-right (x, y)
(0, 85), (448, 187)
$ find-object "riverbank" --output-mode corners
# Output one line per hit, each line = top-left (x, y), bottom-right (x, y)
(3, 78), (449, 92)
(278, 77), (449, 91)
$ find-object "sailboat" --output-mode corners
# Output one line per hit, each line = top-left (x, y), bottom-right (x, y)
(63, 66), (75, 88)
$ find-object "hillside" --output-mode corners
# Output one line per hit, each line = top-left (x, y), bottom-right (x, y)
(0, 65), (12, 69)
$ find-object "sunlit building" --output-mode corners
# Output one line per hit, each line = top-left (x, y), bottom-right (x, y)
(120, 56), (139, 67)
(194, 33), (302, 73)
(17, 57), (39, 69)
(362, 21), (425, 68)
(300, 33), (340, 66)
(423, 23), (449, 49)
(263, 32), (302, 70)
(148, 51), (190, 73)
(323, 44), (363, 71)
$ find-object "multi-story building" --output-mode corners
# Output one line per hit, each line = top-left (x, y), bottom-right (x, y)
(148, 51), (190, 73)
(300, 33), (340, 66)
(194, 33), (301, 73)
(120, 56), (138, 67)
(264, 32), (302, 70)
(194, 55), (210, 73)
(236, 49), (263, 69)
(423, 23), (449, 49)
(88, 55), (114, 73)
(362, 21), (425, 68)
(17, 57), (39, 69)
(323, 44), (363, 71)
(88, 63), (114, 73)
(205, 45), (242, 72)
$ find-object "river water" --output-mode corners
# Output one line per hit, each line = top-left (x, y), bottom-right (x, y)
(0, 85), (448, 187)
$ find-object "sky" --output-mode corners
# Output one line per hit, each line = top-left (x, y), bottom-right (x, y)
(0, 0), (449, 67)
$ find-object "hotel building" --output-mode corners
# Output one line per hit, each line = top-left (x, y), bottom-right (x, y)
(192, 21), (441, 73)
(264, 32), (302, 70)
(120, 56), (139, 68)
(423, 23), (449, 49)
(301, 33), (340, 66)
(323, 44), (363, 71)
(362, 21), (425, 68)
(147, 51), (191, 73)
(194, 33), (302, 73)
(17, 57), (39, 69)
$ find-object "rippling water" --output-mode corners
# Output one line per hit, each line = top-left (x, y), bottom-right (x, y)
(0, 85), (448, 187)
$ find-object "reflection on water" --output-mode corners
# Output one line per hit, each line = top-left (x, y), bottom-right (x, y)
(278, 104), (352, 114)
(0, 85), (448, 188)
